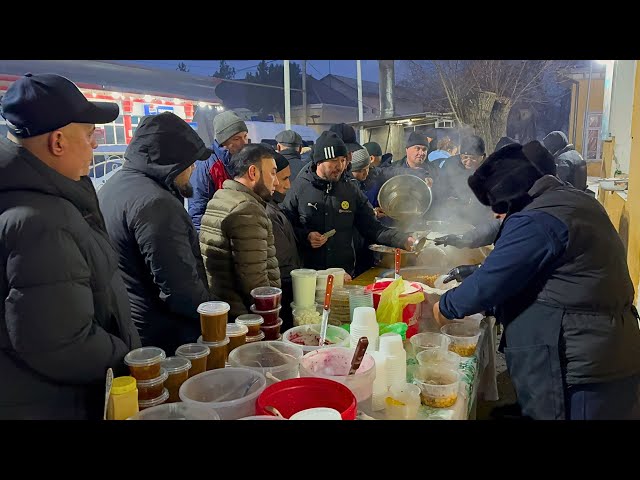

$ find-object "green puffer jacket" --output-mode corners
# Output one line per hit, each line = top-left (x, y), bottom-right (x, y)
(200, 180), (281, 318)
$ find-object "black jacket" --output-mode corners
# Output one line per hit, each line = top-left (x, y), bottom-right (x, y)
(98, 116), (211, 354)
(281, 163), (408, 275)
(280, 148), (308, 180)
(266, 191), (303, 281)
(0, 137), (140, 419)
(555, 145), (587, 191)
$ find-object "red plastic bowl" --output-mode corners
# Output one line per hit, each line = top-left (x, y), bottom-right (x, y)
(256, 377), (357, 420)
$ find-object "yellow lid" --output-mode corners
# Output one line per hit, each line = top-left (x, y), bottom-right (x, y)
(110, 376), (137, 395)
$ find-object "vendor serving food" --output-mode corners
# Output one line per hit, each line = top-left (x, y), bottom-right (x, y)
(433, 141), (640, 420)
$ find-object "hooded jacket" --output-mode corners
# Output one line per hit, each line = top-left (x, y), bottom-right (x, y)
(98, 112), (211, 354)
(281, 162), (408, 275)
(187, 139), (233, 231)
(543, 131), (587, 191)
(0, 136), (140, 419)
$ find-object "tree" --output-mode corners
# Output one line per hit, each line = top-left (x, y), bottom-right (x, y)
(176, 62), (190, 72)
(402, 60), (572, 151)
(244, 61), (303, 118)
(212, 60), (236, 79)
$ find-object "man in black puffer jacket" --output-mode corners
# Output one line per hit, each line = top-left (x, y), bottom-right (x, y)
(0, 73), (140, 419)
(99, 113), (213, 354)
(281, 131), (413, 276)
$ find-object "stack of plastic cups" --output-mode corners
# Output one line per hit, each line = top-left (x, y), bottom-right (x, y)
(350, 307), (379, 352)
(348, 288), (374, 321)
(378, 333), (407, 391)
(369, 351), (388, 412)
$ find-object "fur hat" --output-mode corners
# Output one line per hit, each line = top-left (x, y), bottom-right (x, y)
(467, 141), (555, 214)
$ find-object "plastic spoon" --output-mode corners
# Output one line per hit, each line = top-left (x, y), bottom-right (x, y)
(319, 274), (335, 347)
(103, 368), (113, 421)
(348, 337), (369, 375)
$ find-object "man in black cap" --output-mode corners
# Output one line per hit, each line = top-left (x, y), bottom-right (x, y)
(281, 131), (414, 276)
(433, 141), (640, 420)
(98, 112), (213, 354)
(275, 129), (307, 180)
(265, 146), (303, 330)
(0, 73), (140, 419)
(542, 130), (587, 192)
(396, 131), (439, 184)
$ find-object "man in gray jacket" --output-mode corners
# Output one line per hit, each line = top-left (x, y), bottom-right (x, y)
(200, 144), (282, 318)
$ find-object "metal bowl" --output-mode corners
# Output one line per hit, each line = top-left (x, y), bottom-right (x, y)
(377, 175), (432, 221)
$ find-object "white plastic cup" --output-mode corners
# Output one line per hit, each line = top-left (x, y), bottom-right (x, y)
(369, 351), (389, 412)
(291, 269), (318, 308)
(326, 268), (346, 288)
(350, 307), (379, 351)
(378, 333), (404, 355)
(383, 350), (407, 391)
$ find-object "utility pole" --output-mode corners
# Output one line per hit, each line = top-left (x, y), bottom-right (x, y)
(302, 60), (308, 126)
(357, 60), (365, 144)
(284, 60), (291, 128)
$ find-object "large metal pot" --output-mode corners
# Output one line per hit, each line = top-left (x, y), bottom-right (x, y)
(377, 175), (432, 224)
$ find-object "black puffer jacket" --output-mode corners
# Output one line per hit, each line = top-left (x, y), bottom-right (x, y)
(281, 163), (408, 275)
(0, 136), (140, 420)
(555, 145), (587, 191)
(280, 147), (308, 180)
(98, 113), (211, 354)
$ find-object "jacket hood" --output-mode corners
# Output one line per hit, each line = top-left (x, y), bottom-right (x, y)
(211, 139), (231, 165)
(123, 112), (211, 192)
(0, 136), (101, 216)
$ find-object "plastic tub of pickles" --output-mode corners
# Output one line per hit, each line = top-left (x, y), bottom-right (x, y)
(440, 323), (481, 357)
(412, 364), (460, 408)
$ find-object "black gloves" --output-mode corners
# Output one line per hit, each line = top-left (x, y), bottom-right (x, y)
(433, 234), (471, 248)
(442, 264), (481, 284)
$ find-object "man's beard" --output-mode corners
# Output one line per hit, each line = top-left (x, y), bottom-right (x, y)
(174, 180), (194, 198)
(254, 175), (272, 201)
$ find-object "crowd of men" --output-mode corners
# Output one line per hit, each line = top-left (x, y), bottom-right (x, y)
(1, 73), (638, 420)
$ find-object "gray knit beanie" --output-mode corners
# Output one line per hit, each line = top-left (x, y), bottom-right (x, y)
(214, 111), (248, 145)
(350, 148), (371, 171)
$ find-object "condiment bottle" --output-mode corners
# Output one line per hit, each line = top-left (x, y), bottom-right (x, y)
(107, 376), (139, 420)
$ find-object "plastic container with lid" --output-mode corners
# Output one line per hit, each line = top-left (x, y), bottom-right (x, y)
(136, 368), (168, 401)
(409, 332), (451, 356)
(198, 301), (230, 342)
(250, 286), (282, 310)
(260, 318), (283, 340)
(107, 376), (139, 420)
(290, 269), (317, 308)
(441, 323), (481, 357)
(197, 336), (230, 370)
(128, 401), (220, 420)
(292, 304), (323, 326)
(248, 306), (280, 326)
(227, 340), (303, 385)
(325, 268), (346, 288)
(175, 343), (210, 378)
(416, 348), (461, 370)
(138, 388), (169, 410)
(124, 347), (166, 381)
(179, 367), (267, 420)
(161, 357), (192, 403)
(246, 331), (265, 343)
(236, 314), (264, 335)
(412, 364), (460, 408)
(227, 323), (249, 356)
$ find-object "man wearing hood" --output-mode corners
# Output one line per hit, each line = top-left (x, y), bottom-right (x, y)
(188, 110), (249, 232)
(281, 131), (414, 276)
(329, 123), (363, 181)
(542, 130), (587, 192)
(266, 148), (303, 329)
(433, 141), (640, 420)
(99, 112), (212, 354)
(200, 143), (281, 318)
(0, 73), (140, 419)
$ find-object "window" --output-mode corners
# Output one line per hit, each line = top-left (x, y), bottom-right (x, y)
(586, 112), (602, 160)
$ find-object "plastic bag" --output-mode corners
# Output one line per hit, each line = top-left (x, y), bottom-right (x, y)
(375, 277), (425, 325)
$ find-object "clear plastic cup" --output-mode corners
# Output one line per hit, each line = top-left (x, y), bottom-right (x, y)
(161, 357), (191, 403)
(441, 323), (481, 357)
(412, 364), (460, 408)
(137, 369), (168, 401)
(175, 343), (210, 378)
(349, 289), (374, 320)
(197, 301), (230, 342)
(378, 332), (405, 355)
(451, 313), (483, 329)
(326, 268), (346, 288)
(385, 383), (421, 420)
(409, 332), (451, 356)
(236, 314), (264, 336)
(124, 347), (166, 381)
(250, 287), (282, 310)
(416, 348), (461, 370)
(197, 336), (230, 370)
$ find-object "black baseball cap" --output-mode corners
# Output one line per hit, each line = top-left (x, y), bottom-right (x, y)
(0, 73), (119, 138)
